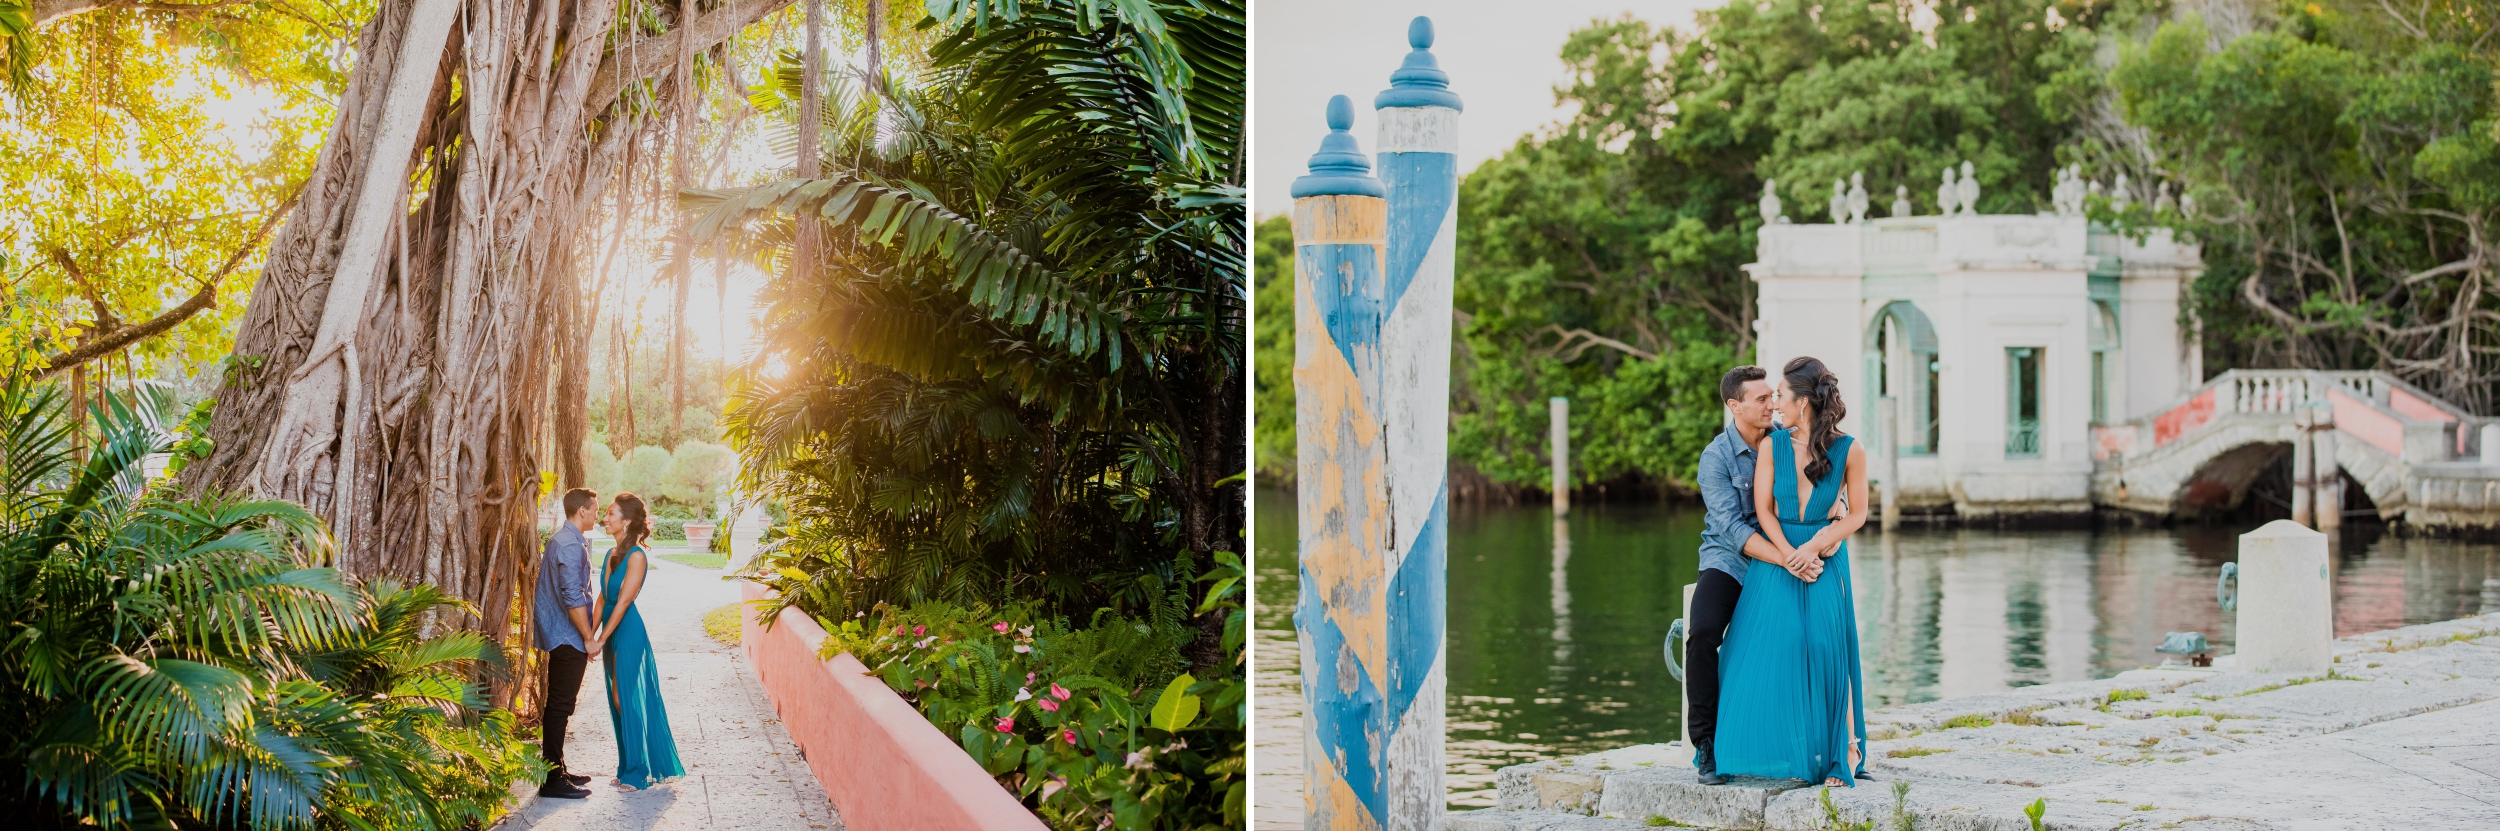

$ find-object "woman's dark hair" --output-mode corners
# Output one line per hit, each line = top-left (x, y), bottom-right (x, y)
(1782, 356), (1847, 483)
(609, 492), (651, 567)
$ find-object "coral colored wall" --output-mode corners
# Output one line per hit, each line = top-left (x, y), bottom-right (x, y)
(742, 584), (1047, 831)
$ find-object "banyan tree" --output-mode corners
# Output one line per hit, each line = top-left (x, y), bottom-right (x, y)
(174, 0), (795, 704)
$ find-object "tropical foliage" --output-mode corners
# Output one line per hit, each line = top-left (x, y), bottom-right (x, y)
(0, 370), (542, 830)
(0, 0), (366, 379)
(696, 0), (1244, 628)
(1255, 0), (2500, 493)
(813, 551), (1245, 831)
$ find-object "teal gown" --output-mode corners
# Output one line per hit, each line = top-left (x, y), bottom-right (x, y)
(600, 545), (684, 788)
(1712, 428), (1868, 785)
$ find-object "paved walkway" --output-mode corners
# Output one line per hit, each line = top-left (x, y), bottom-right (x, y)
(497, 510), (841, 831)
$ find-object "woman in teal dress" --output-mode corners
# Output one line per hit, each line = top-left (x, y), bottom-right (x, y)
(1713, 356), (1873, 787)
(593, 493), (685, 790)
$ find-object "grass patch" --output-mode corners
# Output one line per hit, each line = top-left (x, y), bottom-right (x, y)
(660, 552), (728, 570)
(2099, 688), (2149, 712)
(1888, 747), (1949, 758)
(700, 602), (745, 646)
(2134, 804), (2157, 811)
(2005, 707), (2044, 726)
(2153, 708), (2203, 718)
(1941, 714), (1995, 730)
(1645, 816), (1695, 827)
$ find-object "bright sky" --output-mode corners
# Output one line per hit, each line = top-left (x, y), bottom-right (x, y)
(1254, 0), (1727, 217)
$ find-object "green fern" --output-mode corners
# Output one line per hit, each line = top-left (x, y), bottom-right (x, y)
(0, 370), (544, 830)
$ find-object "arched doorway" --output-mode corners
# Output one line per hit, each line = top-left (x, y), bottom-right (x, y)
(1867, 301), (1941, 455)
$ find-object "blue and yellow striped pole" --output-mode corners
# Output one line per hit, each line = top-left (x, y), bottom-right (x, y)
(1371, 17), (1458, 829)
(1291, 93), (1396, 831)
(1292, 16), (1462, 831)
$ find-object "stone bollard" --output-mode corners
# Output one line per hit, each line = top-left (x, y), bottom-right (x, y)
(2234, 520), (2334, 675)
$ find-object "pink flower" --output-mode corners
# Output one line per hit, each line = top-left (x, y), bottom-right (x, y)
(992, 621), (1011, 633)
(1051, 683), (1071, 701)
(913, 625), (926, 636)
(894, 626), (908, 635)
(994, 717), (1015, 733)
(1062, 729), (1078, 744)
(1038, 698), (1060, 712)
(1026, 672), (1037, 684)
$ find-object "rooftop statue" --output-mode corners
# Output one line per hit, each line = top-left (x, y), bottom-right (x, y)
(1936, 166), (1959, 216)
(2153, 180), (2175, 214)
(2052, 164), (2085, 217)
(1760, 179), (1787, 225)
(1956, 160), (1979, 216)
(1891, 184), (1911, 218)
(1829, 179), (1848, 224)
(1846, 171), (1869, 224)
(2113, 172), (2132, 212)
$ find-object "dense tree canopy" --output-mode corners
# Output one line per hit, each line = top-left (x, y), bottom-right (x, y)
(2114, 2), (2499, 412)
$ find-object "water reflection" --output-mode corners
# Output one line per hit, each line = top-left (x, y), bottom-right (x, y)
(1251, 487), (2499, 819)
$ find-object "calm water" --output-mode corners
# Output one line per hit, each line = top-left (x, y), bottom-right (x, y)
(1251, 487), (2500, 823)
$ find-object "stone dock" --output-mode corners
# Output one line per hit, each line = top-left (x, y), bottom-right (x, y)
(1453, 612), (2500, 830)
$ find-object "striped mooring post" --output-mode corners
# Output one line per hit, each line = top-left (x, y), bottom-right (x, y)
(1293, 16), (1460, 831)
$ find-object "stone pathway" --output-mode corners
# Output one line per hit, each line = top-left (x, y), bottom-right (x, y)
(1463, 611), (2500, 830)
(495, 529), (842, 831)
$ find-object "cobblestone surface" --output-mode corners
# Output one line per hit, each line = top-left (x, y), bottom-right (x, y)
(1463, 612), (2500, 830)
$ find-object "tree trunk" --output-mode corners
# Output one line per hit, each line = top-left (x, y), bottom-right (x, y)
(183, 0), (795, 708)
(793, 0), (821, 269)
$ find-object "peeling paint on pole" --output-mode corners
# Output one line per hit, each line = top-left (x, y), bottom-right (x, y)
(1293, 92), (1394, 831)
(1292, 16), (1460, 828)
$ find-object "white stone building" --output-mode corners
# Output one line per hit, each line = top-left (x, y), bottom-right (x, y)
(1745, 184), (2203, 518)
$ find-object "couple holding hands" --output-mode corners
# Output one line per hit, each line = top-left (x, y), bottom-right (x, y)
(530, 488), (686, 798)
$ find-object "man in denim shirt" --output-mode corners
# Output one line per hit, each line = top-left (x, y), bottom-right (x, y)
(533, 488), (603, 799)
(1689, 366), (1798, 784)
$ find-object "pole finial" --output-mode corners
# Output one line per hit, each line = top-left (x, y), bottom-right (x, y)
(1376, 16), (1463, 111)
(1292, 95), (1385, 198)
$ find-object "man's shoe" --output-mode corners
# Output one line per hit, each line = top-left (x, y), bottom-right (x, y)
(537, 780), (592, 799)
(562, 771), (592, 786)
(1855, 770), (1875, 781)
(1695, 746), (1726, 786)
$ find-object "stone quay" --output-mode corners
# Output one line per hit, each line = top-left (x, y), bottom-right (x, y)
(1451, 610), (2500, 831)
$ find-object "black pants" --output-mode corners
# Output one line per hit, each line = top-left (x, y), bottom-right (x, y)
(1685, 568), (1743, 756)
(541, 645), (589, 778)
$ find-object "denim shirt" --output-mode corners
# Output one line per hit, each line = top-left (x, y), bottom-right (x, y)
(1697, 427), (1764, 585)
(533, 523), (593, 651)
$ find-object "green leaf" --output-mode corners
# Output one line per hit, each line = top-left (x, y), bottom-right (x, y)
(1149, 673), (1200, 732)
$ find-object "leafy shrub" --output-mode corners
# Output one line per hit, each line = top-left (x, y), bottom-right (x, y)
(584, 438), (623, 496)
(805, 552), (1245, 830)
(0, 374), (546, 830)
(620, 445), (673, 501)
(664, 441), (736, 509)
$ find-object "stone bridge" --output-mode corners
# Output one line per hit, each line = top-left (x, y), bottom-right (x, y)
(2092, 369), (2500, 531)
